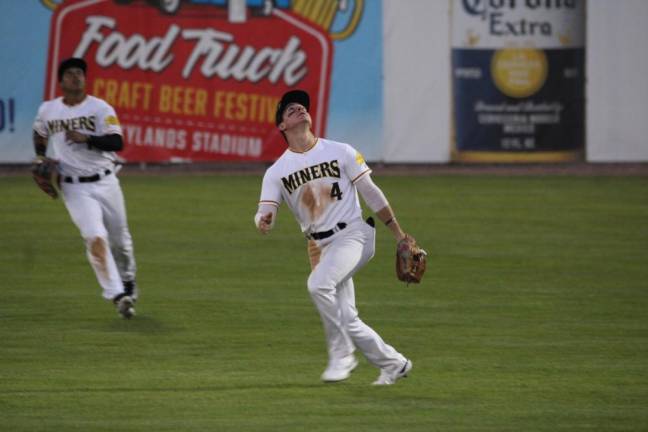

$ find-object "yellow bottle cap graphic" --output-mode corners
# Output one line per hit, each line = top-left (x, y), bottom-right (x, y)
(491, 47), (548, 98)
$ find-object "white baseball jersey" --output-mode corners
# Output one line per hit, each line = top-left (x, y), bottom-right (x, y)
(33, 95), (122, 177)
(259, 138), (371, 235)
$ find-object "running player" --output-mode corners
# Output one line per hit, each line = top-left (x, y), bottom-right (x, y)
(254, 90), (413, 385)
(33, 58), (138, 318)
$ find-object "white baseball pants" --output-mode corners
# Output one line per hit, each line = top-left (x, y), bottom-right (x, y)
(61, 174), (136, 301)
(307, 219), (406, 370)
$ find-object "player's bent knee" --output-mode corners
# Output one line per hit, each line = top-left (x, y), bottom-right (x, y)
(345, 317), (364, 333)
(307, 274), (337, 297)
(306, 275), (319, 295)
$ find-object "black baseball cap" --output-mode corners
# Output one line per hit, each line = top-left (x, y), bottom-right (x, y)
(58, 57), (87, 81)
(275, 90), (310, 126)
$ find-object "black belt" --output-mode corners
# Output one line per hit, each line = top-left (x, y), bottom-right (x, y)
(63, 170), (112, 183)
(306, 222), (347, 240)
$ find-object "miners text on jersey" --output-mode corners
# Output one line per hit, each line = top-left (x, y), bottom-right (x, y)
(281, 159), (341, 194)
(46, 116), (97, 134)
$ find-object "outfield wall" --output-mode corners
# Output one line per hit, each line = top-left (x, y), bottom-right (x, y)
(586, 0), (648, 162)
(383, 0), (648, 163)
(383, 0), (451, 163)
(0, 0), (646, 164)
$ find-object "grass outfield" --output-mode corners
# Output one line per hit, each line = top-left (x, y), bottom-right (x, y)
(1, 173), (647, 431)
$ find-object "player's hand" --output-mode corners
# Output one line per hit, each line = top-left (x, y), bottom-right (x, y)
(66, 130), (89, 144)
(258, 212), (273, 234)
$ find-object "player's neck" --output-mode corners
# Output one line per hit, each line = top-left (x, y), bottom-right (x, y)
(287, 130), (317, 153)
(62, 91), (87, 106)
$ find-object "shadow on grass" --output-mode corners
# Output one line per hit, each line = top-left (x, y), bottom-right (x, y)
(102, 314), (175, 334)
(0, 382), (327, 394)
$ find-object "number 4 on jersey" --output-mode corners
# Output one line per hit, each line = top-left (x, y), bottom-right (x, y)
(330, 182), (343, 200)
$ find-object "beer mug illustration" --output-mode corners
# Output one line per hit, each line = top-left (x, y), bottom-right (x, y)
(43, 0), (363, 39)
(291, 0), (364, 40)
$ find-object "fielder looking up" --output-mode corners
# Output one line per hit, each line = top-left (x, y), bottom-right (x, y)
(32, 57), (138, 319)
(254, 90), (413, 385)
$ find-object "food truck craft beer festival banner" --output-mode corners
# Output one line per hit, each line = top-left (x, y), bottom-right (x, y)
(0, 0), (381, 163)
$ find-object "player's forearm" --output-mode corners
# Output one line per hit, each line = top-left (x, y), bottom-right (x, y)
(355, 174), (406, 240)
(375, 206), (406, 241)
(33, 131), (48, 157)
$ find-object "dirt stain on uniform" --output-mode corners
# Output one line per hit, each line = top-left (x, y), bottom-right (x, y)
(90, 237), (109, 280)
(307, 239), (321, 270)
(301, 182), (332, 221)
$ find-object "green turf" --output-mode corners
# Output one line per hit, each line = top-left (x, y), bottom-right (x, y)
(1, 173), (647, 431)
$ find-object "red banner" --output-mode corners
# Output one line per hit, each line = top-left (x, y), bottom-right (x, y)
(45, 0), (333, 162)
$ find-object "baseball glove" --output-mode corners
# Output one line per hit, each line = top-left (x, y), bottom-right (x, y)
(31, 157), (60, 199)
(396, 235), (427, 284)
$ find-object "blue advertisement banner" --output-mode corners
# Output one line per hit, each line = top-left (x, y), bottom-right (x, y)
(453, 48), (584, 155)
(451, 0), (585, 162)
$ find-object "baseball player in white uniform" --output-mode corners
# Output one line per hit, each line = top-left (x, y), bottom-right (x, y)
(32, 58), (138, 319)
(255, 90), (413, 385)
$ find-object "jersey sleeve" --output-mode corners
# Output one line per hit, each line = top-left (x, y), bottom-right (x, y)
(259, 168), (283, 208)
(32, 104), (48, 138)
(341, 143), (371, 183)
(96, 101), (123, 136)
